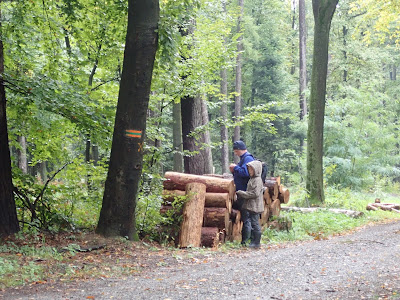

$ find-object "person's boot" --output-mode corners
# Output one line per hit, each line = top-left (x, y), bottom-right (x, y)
(248, 232), (262, 249)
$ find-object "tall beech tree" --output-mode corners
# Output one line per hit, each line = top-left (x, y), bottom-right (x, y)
(306, 0), (338, 204)
(0, 0), (19, 236)
(233, 0), (244, 164)
(96, 0), (159, 239)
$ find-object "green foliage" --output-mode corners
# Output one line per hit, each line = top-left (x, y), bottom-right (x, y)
(12, 158), (107, 232)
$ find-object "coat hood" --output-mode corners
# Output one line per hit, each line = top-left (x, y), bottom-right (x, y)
(247, 160), (262, 178)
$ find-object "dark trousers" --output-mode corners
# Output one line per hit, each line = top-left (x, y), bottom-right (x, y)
(241, 209), (261, 243)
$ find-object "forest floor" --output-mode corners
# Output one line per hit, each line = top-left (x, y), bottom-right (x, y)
(1, 219), (400, 300)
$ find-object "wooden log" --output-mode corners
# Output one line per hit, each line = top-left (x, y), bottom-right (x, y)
(178, 182), (206, 248)
(203, 207), (230, 230)
(370, 203), (400, 210)
(278, 185), (290, 204)
(226, 220), (233, 241)
(263, 188), (272, 207)
(205, 192), (231, 210)
(163, 172), (236, 200)
(270, 199), (281, 217)
(230, 209), (241, 223)
(231, 220), (242, 242)
(366, 204), (379, 211)
(200, 227), (220, 248)
(163, 190), (230, 211)
(264, 180), (279, 198)
(266, 176), (281, 185)
(260, 205), (270, 225)
(281, 207), (364, 218)
(160, 205), (174, 215)
(162, 189), (185, 204)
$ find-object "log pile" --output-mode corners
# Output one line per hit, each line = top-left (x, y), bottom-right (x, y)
(161, 172), (290, 248)
(366, 202), (400, 213)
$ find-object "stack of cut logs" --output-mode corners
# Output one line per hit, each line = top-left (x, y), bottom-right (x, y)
(367, 201), (400, 213)
(161, 171), (290, 248)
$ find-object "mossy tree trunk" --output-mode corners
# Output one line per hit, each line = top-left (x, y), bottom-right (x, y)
(306, 0), (338, 205)
(96, 0), (159, 239)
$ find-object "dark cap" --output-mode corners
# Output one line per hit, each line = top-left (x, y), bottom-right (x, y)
(233, 140), (247, 150)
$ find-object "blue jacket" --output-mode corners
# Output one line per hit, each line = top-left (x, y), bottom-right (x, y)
(233, 152), (254, 191)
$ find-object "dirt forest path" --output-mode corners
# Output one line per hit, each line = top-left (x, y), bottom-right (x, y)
(3, 220), (400, 300)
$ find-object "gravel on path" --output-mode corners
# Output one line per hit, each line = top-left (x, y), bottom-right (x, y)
(3, 220), (400, 300)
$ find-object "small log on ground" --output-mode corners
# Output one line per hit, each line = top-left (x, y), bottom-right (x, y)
(281, 207), (364, 218)
(163, 172), (236, 200)
(179, 182), (206, 248)
(278, 185), (290, 204)
(200, 227), (220, 248)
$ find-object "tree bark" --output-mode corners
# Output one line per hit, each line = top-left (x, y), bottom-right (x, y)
(270, 199), (281, 217)
(233, 0), (244, 163)
(181, 95), (208, 175)
(306, 0), (338, 204)
(299, 0), (307, 120)
(173, 101), (183, 172)
(220, 68), (229, 174)
(203, 207), (230, 230)
(179, 182), (206, 248)
(201, 227), (220, 248)
(0, 0), (19, 236)
(201, 96), (213, 174)
(17, 135), (28, 174)
(96, 0), (159, 239)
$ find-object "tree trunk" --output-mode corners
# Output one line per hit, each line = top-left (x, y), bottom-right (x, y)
(290, 0), (297, 75)
(233, 0), (244, 163)
(17, 135), (28, 174)
(306, 0), (338, 205)
(0, 0), (19, 236)
(220, 69), (229, 174)
(173, 101), (183, 172)
(92, 145), (99, 166)
(38, 161), (47, 182)
(299, 0), (307, 120)
(179, 182), (206, 248)
(201, 96), (213, 174)
(181, 95), (208, 175)
(96, 0), (159, 239)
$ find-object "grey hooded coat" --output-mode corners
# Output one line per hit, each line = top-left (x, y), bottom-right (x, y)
(236, 160), (264, 213)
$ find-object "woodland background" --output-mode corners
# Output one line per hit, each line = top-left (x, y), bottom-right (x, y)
(1, 0), (400, 240)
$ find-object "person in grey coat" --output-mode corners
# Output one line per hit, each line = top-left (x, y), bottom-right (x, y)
(236, 160), (264, 248)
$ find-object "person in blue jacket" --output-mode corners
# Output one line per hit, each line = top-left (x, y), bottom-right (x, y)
(229, 140), (255, 244)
